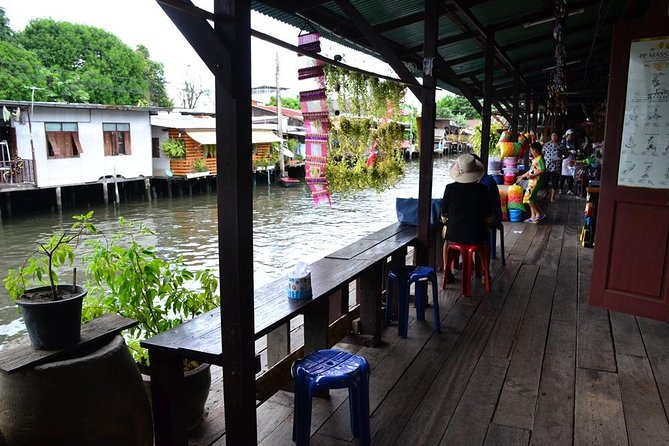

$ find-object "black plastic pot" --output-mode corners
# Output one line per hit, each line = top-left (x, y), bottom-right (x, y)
(16, 285), (86, 350)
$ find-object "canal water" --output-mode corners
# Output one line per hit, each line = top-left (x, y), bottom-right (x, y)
(0, 156), (455, 347)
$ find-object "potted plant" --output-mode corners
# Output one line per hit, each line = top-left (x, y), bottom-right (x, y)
(162, 138), (186, 159)
(82, 217), (219, 430)
(3, 212), (97, 350)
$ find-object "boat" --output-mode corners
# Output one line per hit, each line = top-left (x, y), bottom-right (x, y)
(279, 177), (300, 187)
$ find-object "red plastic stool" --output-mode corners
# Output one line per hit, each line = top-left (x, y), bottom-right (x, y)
(442, 242), (491, 296)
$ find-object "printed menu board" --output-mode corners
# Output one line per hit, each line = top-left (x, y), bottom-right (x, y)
(618, 37), (669, 189)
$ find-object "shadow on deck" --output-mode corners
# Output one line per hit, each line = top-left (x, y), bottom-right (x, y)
(194, 193), (669, 446)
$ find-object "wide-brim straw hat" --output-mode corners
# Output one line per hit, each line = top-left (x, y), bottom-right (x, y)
(449, 154), (485, 183)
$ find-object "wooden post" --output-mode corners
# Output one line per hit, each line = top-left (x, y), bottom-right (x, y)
(267, 324), (291, 368)
(511, 72), (519, 134)
(167, 178), (173, 199)
(102, 181), (109, 206)
(480, 30), (495, 167)
(55, 186), (62, 212)
(416, 0), (439, 266)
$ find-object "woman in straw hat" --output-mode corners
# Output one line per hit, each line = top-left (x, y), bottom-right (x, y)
(440, 154), (492, 282)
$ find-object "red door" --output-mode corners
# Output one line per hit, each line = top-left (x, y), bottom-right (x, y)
(590, 3), (669, 321)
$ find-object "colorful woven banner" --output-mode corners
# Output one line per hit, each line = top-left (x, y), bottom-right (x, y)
(298, 33), (331, 206)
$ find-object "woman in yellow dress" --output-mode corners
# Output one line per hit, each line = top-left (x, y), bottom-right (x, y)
(517, 142), (546, 223)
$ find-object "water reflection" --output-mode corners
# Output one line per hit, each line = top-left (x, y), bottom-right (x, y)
(0, 156), (455, 345)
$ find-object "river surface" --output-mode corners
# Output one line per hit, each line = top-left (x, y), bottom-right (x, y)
(0, 156), (455, 347)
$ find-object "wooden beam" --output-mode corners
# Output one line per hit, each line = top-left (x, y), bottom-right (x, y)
(333, 0), (421, 99)
(480, 30), (495, 166)
(416, 0), (439, 266)
(511, 73), (520, 133)
(402, 30), (479, 55)
(213, 0), (256, 444)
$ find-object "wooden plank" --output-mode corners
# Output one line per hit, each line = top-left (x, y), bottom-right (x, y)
(609, 311), (645, 357)
(617, 353), (669, 445)
(523, 222), (551, 265)
(577, 304), (616, 372)
(574, 368), (628, 446)
(389, 260), (522, 446)
(637, 316), (669, 416)
(439, 355), (511, 445)
(530, 319), (576, 446)
(493, 225), (563, 429)
(0, 314), (137, 374)
(483, 264), (539, 359)
(483, 424), (530, 446)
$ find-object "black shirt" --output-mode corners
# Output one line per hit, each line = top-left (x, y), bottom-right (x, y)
(441, 182), (491, 244)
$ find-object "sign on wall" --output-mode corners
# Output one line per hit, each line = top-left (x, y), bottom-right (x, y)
(618, 36), (669, 189)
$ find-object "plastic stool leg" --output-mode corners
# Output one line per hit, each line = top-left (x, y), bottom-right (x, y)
(429, 271), (441, 333)
(499, 226), (506, 266)
(490, 228), (497, 260)
(355, 376), (371, 446)
(462, 249), (473, 297)
(293, 379), (314, 446)
(397, 280), (410, 338)
(414, 279), (426, 321)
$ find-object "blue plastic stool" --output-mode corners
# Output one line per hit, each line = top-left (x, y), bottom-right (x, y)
(385, 266), (441, 338)
(489, 222), (505, 265)
(292, 349), (370, 446)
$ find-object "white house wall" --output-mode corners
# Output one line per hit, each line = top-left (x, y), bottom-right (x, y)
(151, 127), (170, 177)
(12, 107), (152, 188)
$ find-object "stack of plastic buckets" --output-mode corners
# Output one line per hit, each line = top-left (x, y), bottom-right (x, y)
(507, 184), (525, 222)
(487, 158), (503, 184)
(503, 157), (518, 185)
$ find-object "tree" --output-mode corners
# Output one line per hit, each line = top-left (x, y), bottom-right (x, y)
(179, 78), (209, 109)
(0, 41), (49, 101)
(436, 95), (480, 120)
(0, 7), (13, 41)
(136, 45), (172, 107)
(268, 95), (301, 110)
(16, 19), (148, 105)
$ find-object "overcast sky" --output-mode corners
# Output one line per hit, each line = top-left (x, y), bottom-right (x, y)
(1, 0), (427, 106)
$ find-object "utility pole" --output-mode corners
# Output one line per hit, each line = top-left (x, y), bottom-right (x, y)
(275, 53), (285, 178)
(26, 86), (45, 186)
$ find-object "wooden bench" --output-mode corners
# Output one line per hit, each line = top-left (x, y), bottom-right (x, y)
(141, 223), (417, 445)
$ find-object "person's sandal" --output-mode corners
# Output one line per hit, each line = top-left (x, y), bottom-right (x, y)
(536, 214), (546, 222)
(524, 217), (535, 223)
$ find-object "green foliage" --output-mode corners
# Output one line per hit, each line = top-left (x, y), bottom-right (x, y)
(268, 95), (300, 110)
(0, 7), (14, 42)
(0, 41), (50, 101)
(191, 157), (208, 173)
(135, 44), (172, 107)
(3, 212), (97, 301)
(472, 122), (503, 157)
(436, 95), (480, 120)
(327, 118), (405, 193)
(82, 218), (219, 365)
(162, 138), (186, 158)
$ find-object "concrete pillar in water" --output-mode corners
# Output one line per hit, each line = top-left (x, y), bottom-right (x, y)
(55, 187), (62, 212)
(144, 179), (151, 203)
(102, 181), (109, 205)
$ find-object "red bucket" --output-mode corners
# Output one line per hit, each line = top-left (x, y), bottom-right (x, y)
(503, 174), (515, 185)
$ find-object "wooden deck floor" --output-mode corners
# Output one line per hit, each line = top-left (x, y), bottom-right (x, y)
(196, 193), (669, 446)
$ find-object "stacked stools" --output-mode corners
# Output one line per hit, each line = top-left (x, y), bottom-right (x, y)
(292, 349), (371, 446)
(385, 266), (441, 338)
(443, 243), (491, 296)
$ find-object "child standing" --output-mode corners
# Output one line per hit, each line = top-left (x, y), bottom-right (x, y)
(559, 152), (575, 194)
(517, 142), (546, 223)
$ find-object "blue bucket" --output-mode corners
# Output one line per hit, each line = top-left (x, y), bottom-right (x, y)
(509, 209), (524, 222)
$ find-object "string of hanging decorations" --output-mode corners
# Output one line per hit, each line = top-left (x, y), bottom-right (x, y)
(546, 0), (568, 117)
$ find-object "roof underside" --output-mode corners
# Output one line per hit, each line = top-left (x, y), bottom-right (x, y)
(252, 0), (652, 115)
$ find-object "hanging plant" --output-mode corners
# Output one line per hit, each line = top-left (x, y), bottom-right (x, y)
(322, 65), (407, 193)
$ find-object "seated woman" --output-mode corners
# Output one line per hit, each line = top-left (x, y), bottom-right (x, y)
(441, 154), (491, 282)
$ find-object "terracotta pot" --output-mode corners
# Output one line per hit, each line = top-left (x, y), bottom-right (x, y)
(16, 285), (86, 350)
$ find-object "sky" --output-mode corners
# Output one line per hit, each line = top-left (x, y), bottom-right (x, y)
(1, 0), (431, 107)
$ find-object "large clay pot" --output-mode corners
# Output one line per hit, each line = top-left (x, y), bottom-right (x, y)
(143, 362), (212, 431)
(0, 336), (153, 446)
(16, 285), (86, 350)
